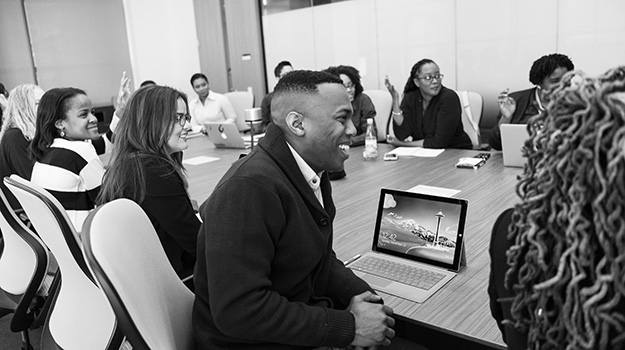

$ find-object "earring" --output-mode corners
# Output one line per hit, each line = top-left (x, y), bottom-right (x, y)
(60, 129), (65, 137)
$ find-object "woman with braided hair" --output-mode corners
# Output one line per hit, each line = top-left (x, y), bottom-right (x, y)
(488, 67), (625, 350)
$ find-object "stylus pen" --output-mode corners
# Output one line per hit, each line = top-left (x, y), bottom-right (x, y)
(344, 254), (361, 266)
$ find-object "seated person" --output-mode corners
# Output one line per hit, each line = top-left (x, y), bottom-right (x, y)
(188, 73), (237, 133)
(385, 59), (471, 149)
(260, 60), (293, 133)
(489, 68), (625, 350)
(488, 53), (574, 150)
(324, 65), (377, 146)
(0, 75), (130, 211)
(193, 70), (395, 349)
(29, 88), (105, 231)
(97, 86), (199, 280)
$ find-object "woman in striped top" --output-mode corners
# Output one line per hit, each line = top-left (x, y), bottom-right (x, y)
(30, 87), (104, 232)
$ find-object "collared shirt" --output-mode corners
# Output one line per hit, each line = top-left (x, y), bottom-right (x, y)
(286, 143), (324, 208)
(189, 90), (237, 126)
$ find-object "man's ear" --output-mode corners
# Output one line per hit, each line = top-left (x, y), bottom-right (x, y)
(285, 111), (305, 137)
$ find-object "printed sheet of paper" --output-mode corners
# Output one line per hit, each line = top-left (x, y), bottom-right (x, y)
(182, 156), (219, 165)
(387, 147), (444, 157)
(407, 184), (461, 198)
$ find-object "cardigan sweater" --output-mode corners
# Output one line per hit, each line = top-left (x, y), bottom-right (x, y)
(394, 86), (472, 149)
(30, 138), (104, 231)
(139, 156), (199, 277)
(488, 88), (537, 151)
(0, 128), (34, 209)
(193, 123), (374, 349)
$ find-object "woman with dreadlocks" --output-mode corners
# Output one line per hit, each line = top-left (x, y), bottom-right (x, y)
(488, 67), (625, 350)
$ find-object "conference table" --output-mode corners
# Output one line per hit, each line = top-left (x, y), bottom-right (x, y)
(182, 135), (523, 349)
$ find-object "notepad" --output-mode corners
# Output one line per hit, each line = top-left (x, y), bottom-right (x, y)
(387, 147), (444, 158)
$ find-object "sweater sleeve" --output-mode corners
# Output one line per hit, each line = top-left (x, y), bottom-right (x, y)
(141, 161), (200, 255)
(200, 177), (356, 348)
(423, 90), (463, 149)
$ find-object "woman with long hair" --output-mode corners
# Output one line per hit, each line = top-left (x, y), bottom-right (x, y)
(489, 68), (625, 350)
(384, 59), (471, 149)
(98, 85), (199, 279)
(29, 87), (104, 231)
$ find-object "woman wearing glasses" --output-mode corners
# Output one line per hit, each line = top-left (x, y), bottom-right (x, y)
(385, 59), (472, 149)
(98, 86), (199, 280)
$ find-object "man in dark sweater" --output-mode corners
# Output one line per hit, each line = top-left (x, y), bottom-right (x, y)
(193, 70), (395, 349)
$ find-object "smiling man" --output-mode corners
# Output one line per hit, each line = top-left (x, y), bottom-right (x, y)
(193, 70), (395, 349)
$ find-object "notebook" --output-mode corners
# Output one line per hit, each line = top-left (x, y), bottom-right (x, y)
(500, 124), (529, 167)
(204, 122), (258, 149)
(347, 188), (468, 303)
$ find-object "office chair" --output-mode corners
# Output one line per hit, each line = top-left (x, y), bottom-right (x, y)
(0, 188), (56, 350)
(363, 90), (393, 142)
(455, 90), (485, 149)
(224, 91), (255, 132)
(82, 198), (195, 350)
(4, 175), (125, 350)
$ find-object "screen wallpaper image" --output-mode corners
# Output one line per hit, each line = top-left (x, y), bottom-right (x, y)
(377, 193), (462, 265)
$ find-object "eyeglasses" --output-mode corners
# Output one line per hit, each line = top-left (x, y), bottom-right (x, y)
(175, 113), (191, 126)
(417, 74), (444, 82)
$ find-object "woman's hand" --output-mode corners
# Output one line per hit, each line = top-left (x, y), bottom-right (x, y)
(384, 75), (400, 102)
(497, 88), (516, 122)
(115, 71), (132, 117)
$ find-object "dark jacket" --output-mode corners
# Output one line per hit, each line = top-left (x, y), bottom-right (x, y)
(141, 157), (199, 278)
(488, 88), (536, 150)
(488, 208), (528, 350)
(193, 123), (374, 349)
(394, 86), (472, 149)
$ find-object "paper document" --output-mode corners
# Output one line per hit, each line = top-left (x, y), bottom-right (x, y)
(388, 147), (444, 157)
(183, 156), (219, 165)
(407, 185), (461, 198)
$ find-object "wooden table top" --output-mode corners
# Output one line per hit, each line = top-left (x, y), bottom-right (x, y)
(182, 136), (522, 348)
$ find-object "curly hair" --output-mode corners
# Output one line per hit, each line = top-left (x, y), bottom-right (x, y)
(505, 68), (625, 350)
(323, 65), (364, 98)
(529, 53), (574, 85)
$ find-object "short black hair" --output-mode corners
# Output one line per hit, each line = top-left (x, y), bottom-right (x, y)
(273, 70), (342, 98)
(140, 80), (156, 87)
(190, 73), (208, 86)
(529, 54), (574, 85)
(274, 61), (293, 78)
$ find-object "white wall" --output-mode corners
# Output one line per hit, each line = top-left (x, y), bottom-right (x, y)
(262, 0), (625, 129)
(122, 0), (201, 100)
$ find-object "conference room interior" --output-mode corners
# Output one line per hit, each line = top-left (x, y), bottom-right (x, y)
(1, 0), (625, 349)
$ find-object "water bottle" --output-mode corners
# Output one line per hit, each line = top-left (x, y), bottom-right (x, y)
(363, 118), (378, 160)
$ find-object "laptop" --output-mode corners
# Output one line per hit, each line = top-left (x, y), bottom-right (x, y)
(347, 188), (468, 303)
(500, 124), (529, 167)
(204, 122), (258, 149)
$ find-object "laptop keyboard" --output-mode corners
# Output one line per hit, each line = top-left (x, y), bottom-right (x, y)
(350, 255), (446, 291)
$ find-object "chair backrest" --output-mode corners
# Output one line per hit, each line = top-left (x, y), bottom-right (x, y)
(82, 198), (195, 350)
(456, 90), (484, 147)
(0, 188), (49, 332)
(364, 90), (393, 142)
(4, 175), (124, 350)
(224, 91), (255, 132)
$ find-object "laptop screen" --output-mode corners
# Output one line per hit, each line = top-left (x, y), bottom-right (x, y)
(372, 189), (468, 270)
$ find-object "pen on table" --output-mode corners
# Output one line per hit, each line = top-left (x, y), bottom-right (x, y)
(344, 254), (361, 266)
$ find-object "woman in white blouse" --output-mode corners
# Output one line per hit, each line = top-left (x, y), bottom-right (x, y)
(188, 73), (236, 133)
